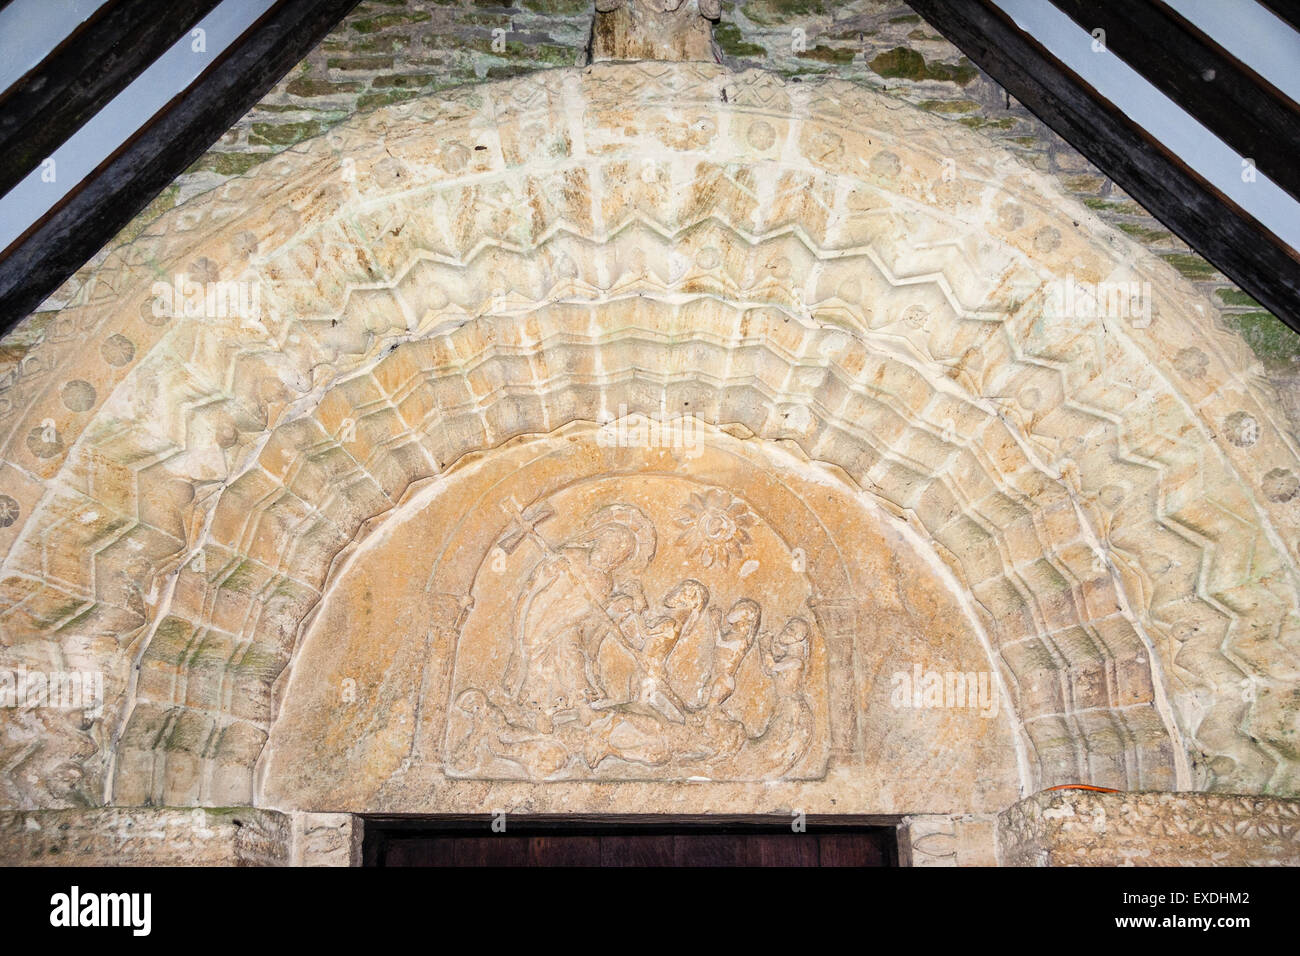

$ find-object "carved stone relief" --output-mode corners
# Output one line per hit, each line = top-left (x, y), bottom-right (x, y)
(0, 807), (290, 866)
(258, 419), (1023, 815)
(444, 476), (830, 782)
(0, 60), (1296, 817)
(998, 789), (1300, 866)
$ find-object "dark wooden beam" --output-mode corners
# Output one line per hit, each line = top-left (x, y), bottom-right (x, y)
(0, 0), (223, 201)
(0, 0), (362, 329)
(1050, 0), (1300, 203)
(908, 0), (1300, 334)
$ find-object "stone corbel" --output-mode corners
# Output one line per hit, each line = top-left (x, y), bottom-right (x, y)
(590, 0), (722, 64)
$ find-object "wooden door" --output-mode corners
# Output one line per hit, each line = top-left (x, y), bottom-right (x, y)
(363, 817), (897, 867)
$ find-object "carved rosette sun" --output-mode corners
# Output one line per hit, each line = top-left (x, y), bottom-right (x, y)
(674, 489), (755, 568)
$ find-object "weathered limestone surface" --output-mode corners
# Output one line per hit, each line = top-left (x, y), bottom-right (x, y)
(0, 807), (290, 866)
(2, 60), (1294, 814)
(0, 42), (1298, 871)
(261, 419), (1023, 814)
(29, 0), (1292, 432)
(899, 812), (998, 866)
(291, 811), (362, 866)
(998, 790), (1300, 866)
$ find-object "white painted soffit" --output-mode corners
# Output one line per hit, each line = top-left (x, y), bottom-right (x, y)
(992, 0), (1300, 255)
(0, 0), (277, 256)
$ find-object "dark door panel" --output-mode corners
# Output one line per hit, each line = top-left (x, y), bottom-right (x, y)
(363, 816), (898, 867)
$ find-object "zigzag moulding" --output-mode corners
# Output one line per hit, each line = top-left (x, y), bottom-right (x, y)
(0, 63), (1297, 818)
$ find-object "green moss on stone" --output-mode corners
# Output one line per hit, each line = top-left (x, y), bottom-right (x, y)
(352, 11), (431, 34)
(326, 55), (397, 70)
(1063, 173), (1106, 192)
(58, 606), (97, 632)
(918, 99), (979, 113)
(1082, 197), (1123, 211)
(151, 617), (196, 664)
(221, 560), (261, 592)
(797, 44), (855, 64)
(357, 88), (428, 111)
(370, 72), (442, 88)
(715, 22), (765, 58)
(187, 152), (270, 177)
(236, 644), (282, 677)
(250, 120), (329, 147)
(869, 47), (977, 84)
(1216, 288), (1261, 308)
(354, 35), (402, 52)
(487, 64), (535, 79)
(743, 0), (827, 26)
(521, 0), (589, 13)
(1116, 222), (1173, 243)
(533, 43), (579, 65)
(958, 115), (1015, 129)
(39, 599), (87, 627)
(285, 77), (364, 97)
(870, 46), (925, 80)
(1222, 311), (1300, 369)
(1162, 252), (1219, 280)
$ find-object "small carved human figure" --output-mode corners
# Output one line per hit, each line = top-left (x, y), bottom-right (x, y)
(696, 601), (762, 767)
(635, 613), (688, 723)
(750, 617), (815, 777)
(504, 504), (655, 717)
(663, 579), (723, 711)
(708, 598), (761, 707)
(448, 689), (568, 777)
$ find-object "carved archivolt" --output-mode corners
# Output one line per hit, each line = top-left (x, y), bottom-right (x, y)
(0, 62), (1297, 810)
